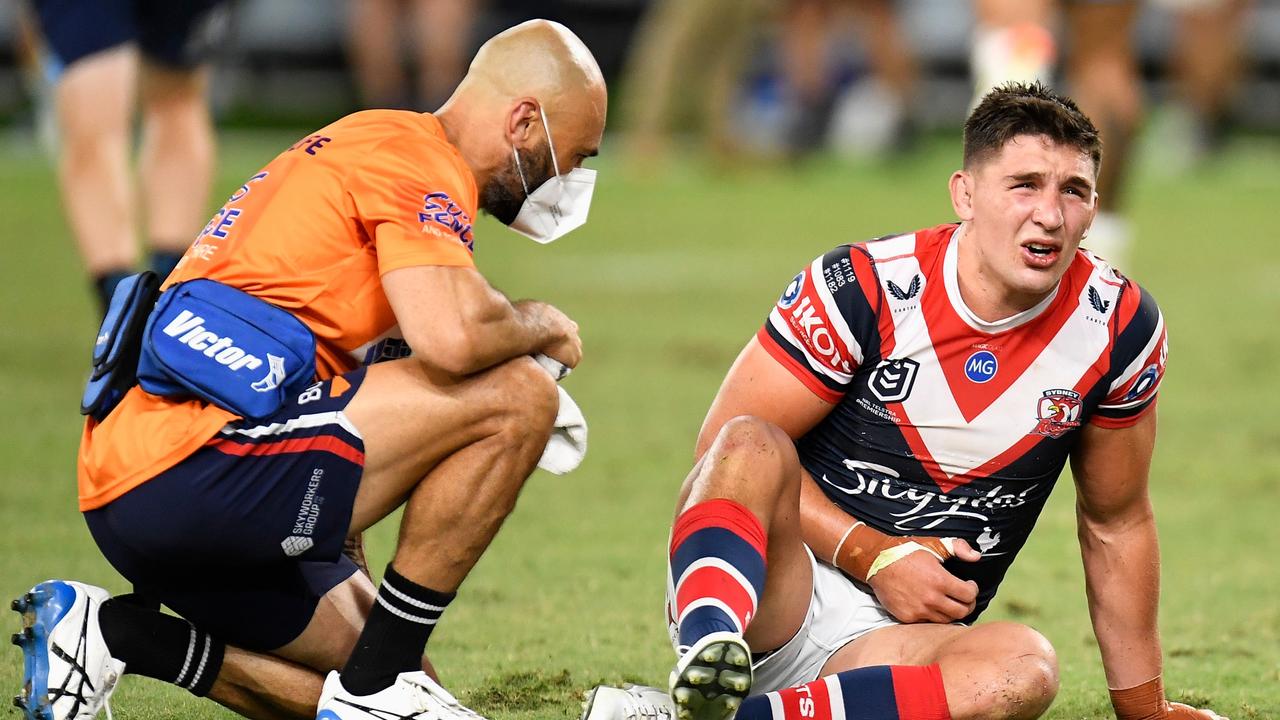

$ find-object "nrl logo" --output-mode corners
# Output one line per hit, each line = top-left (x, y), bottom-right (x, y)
(1087, 286), (1110, 314)
(868, 358), (920, 403)
(886, 275), (922, 301)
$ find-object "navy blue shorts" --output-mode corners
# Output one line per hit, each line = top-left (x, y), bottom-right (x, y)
(85, 369), (368, 651)
(30, 0), (232, 70)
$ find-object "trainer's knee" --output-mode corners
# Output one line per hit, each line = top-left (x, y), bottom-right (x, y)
(485, 356), (559, 447)
(982, 621), (1059, 718)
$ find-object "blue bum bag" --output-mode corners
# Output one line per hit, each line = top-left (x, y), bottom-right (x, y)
(81, 271), (163, 421)
(136, 279), (317, 419)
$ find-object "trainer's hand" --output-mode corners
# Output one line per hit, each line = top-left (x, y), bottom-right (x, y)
(1166, 703), (1227, 720)
(538, 305), (582, 370)
(867, 538), (980, 623)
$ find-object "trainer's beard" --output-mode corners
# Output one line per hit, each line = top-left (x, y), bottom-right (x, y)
(479, 141), (555, 226)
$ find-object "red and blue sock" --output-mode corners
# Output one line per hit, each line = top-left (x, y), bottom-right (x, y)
(736, 664), (951, 720)
(668, 498), (768, 649)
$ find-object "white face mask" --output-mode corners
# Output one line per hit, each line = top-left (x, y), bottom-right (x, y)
(507, 106), (597, 244)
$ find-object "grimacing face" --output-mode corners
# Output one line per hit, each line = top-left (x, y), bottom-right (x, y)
(955, 134), (1098, 310)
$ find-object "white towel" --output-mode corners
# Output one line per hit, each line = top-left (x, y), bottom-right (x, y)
(533, 354), (587, 474)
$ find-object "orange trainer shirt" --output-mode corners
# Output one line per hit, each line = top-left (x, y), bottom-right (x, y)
(78, 110), (479, 511)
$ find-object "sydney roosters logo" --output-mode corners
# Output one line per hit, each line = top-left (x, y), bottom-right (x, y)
(887, 275), (922, 301)
(1033, 389), (1082, 438)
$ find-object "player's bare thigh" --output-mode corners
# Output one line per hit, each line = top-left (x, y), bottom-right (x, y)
(822, 620), (1059, 717)
(341, 355), (556, 534)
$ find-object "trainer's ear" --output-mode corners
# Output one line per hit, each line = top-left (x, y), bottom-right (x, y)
(507, 98), (541, 147)
(950, 170), (975, 221)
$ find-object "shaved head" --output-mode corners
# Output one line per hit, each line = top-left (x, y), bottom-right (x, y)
(436, 19), (607, 216)
(461, 19), (606, 124)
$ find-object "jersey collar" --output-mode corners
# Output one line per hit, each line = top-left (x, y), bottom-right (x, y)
(943, 223), (1059, 334)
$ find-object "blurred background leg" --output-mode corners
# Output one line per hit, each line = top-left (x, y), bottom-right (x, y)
(138, 63), (215, 279)
(1065, 0), (1142, 266)
(970, 0), (1056, 106)
(348, 0), (410, 108)
(409, 0), (478, 110)
(54, 45), (140, 306)
(1169, 0), (1252, 162)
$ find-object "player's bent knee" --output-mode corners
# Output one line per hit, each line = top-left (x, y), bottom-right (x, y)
(712, 416), (798, 471)
(691, 416), (801, 504)
(715, 415), (789, 451)
(987, 621), (1059, 717)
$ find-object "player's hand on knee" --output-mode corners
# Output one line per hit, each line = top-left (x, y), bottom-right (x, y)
(867, 548), (978, 623)
(1166, 702), (1227, 720)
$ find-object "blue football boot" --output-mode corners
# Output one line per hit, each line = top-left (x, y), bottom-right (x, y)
(11, 581), (124, 720)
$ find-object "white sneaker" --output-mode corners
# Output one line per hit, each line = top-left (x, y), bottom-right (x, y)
(11, 580), (125, 720)
(581, 684), (676, 720)
(668, 632), (752, 720)
(316, 670), (487, 720)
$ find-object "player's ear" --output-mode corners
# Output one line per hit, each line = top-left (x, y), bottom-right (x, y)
(950, 170), (975, 221)
(1082, 191), (1099, 239)
(506, 99), (541, 146)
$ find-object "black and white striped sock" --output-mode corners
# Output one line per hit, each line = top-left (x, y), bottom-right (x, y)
(340, 564), (455, 696)
(173, 626), (224, 697)
(98, 596), (225, 697)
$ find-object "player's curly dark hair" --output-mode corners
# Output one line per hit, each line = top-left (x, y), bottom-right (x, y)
(963, 81), (1102, 172)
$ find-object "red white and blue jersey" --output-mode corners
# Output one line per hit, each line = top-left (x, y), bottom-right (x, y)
(758, 223), (1167, 620)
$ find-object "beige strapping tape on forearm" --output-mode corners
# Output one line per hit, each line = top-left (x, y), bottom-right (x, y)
(864, 538), (957, 581)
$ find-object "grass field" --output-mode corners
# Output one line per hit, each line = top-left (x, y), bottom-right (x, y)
(1, 124), (1278, 720)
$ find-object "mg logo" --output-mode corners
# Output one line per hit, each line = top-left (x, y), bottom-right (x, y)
(964, 350), (998, 383)
(868, 358), (920, 403)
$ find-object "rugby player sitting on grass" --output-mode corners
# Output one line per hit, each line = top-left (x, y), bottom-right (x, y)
(584, 82), (1224, 720)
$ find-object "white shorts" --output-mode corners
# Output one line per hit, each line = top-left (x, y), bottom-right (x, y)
(668, 546), (900, 694)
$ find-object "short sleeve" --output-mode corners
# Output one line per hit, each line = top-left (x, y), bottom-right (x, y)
(756, 245), (878, 403)
(346, 137), (478, 275)
(1091, 283), (1167, 427)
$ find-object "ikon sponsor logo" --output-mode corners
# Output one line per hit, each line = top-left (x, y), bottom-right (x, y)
(779, 271), (805, 309)
(964, 350), (998, 383)
(868, 358), (919, 402)
(788, 295), (852, 374)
